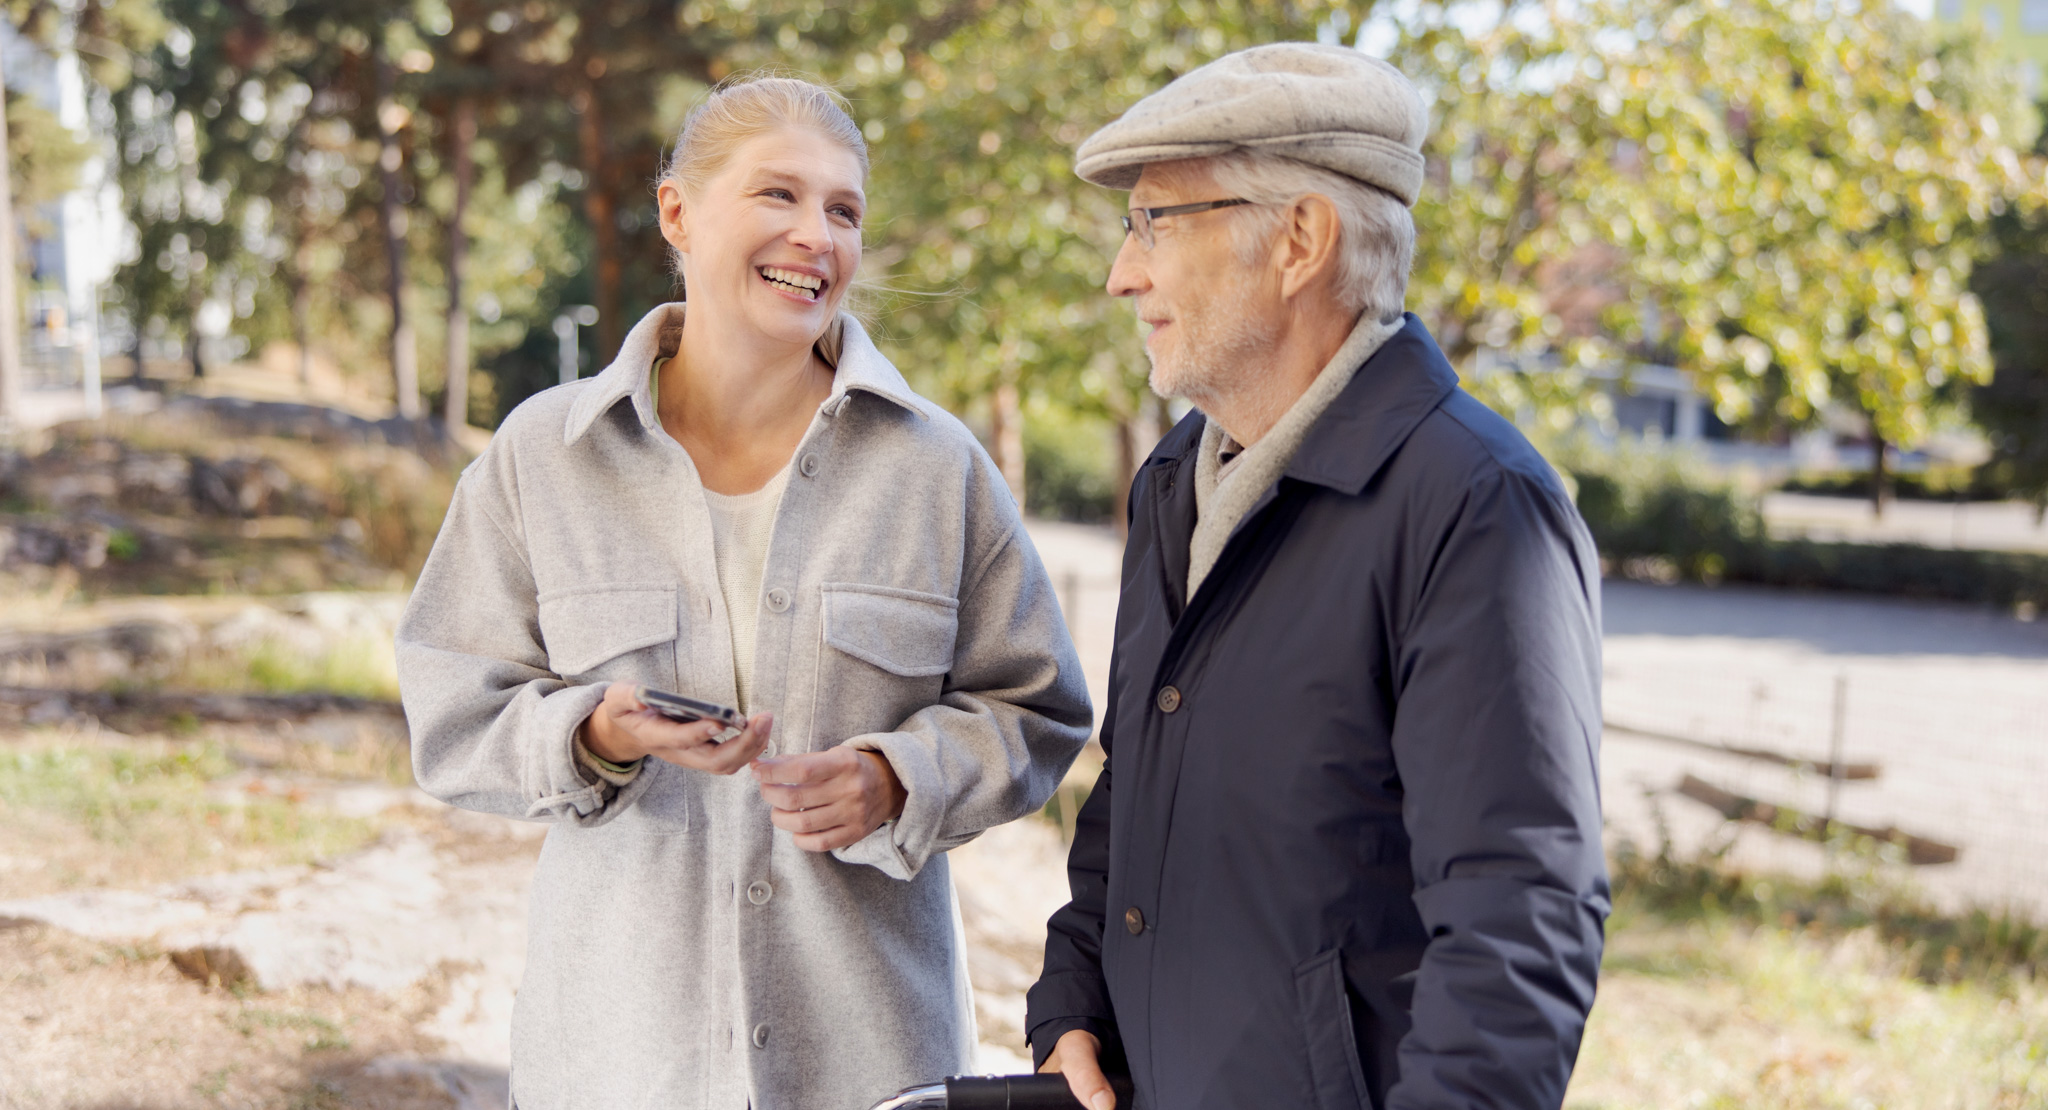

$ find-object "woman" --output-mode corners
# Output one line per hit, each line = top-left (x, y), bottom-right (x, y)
(396, 77), (1092, 1110)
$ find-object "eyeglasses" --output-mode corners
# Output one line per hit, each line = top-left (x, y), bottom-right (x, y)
(1121, 198), (1253, 249)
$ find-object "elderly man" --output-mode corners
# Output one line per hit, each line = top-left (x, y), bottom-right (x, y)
(1026, 44), (1609, 1110)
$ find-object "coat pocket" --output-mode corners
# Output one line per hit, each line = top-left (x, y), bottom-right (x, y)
(536, 584), (679, 681)
(1294, 948), (1372, 1110)
(815, 583), (959, 747)
(821, 582), (959, 677)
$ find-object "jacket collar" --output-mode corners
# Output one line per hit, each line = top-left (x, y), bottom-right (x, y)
(1281, 313), (1458, 495)
(563, 302), (926, 446)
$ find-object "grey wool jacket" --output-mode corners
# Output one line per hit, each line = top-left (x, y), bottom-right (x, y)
(396, 303), (1093, 1110)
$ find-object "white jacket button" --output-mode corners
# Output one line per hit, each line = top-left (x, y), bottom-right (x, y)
(747, 880), (773, 905)
(799, 453), (821, 478)
(752, 1023), (770, 1048)
(765, 588), (791, 612)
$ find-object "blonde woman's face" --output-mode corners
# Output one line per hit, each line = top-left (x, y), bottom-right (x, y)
(659, 127), (865, 349)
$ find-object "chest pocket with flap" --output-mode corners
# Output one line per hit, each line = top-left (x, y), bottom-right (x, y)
(536, 584), (680, 684)
(820, 582), (959, 677)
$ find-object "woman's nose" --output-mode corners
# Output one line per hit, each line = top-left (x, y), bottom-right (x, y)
(787, 205), (836, 253)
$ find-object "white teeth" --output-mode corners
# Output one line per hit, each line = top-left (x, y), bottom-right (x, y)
(760, 266), (823, 292)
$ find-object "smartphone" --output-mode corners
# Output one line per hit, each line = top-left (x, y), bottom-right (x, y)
(632, 686), (747, 731)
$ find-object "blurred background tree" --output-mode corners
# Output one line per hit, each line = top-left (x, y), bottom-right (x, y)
(10, 0), (2043, 523)
(1388, 0), (2043, 512)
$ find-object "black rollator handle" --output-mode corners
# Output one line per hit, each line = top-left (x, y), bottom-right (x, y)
(944, 1073), (1135, 1109)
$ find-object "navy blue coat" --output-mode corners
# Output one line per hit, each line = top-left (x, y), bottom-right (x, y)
(1025, 317), (1608, 1110)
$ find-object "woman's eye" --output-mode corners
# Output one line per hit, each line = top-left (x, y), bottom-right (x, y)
(832, 206), (862, 226)
(763, 188), (794, 201)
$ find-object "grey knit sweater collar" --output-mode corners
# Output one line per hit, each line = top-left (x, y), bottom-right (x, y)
(1188, 312), (1404, 599)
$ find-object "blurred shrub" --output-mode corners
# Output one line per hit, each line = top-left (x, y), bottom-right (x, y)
(1559, 443), (2048, 608)
(1563, 445), (1762, 583)
(1778, 466), (2011, 503)
(1024, 415), (1116, 524)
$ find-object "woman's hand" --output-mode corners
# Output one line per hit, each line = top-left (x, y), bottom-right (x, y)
(581, 682), (771, 775)
(751, 747), (907, 851)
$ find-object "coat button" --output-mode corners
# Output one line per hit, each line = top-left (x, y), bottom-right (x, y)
(747, 880), (773, 906)
(752, 1023), (770, 1048)
(1156, 685), (1181, 713)
(1124, 906), (1145, 934)
(799, 453), (821, 478)
(765, 587), (791, 612)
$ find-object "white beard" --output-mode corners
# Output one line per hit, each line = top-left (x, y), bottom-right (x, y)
(1145, 285), (1280, 414)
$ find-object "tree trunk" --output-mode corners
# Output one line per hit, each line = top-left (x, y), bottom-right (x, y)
(185, 317), (205, 378)
(375, 43), (421, 420)
(575, 84), (622, 362)
(989, 377), (1026, 507)
(1870, 431), (1889, 520)
(1113, 415), (1137, 540)
(0, 44), (21, 428)
(443, 96), (475, 429)
(290, 237), (312, 388)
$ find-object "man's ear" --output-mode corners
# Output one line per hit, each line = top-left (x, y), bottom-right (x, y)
(1275, 193), (1342, 301)
(656, 178), (691, 255)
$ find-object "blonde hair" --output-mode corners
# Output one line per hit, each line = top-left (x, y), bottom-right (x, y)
(662, 74), (869, 195)
(659, 74), (872, 311)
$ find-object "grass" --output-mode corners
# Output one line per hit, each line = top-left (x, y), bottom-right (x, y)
(1610, 830), (2048, 988)
(0, 739), (385, 891)
(163, 632), (402, 701)
(1563, 829), (2048, 1108)
(1570, 917), (2048, 1108)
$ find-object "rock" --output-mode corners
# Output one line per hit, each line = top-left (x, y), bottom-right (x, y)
(0, 825), (534, 1067)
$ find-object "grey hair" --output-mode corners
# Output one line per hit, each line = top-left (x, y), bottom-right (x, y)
(1202, 151), (1414, 324)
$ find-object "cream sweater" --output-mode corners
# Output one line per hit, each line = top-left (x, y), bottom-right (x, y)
(1188, 313), (1403, 599)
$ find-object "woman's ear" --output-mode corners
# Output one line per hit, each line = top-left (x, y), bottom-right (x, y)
(1276, 193), (1342, 301)
(656, 178), (690, 255)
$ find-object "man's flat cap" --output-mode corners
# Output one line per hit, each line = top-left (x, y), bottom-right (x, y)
(1074, 43), (1429, 207)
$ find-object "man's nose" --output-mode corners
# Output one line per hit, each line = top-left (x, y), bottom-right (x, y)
(1105, 235), (1147, 297)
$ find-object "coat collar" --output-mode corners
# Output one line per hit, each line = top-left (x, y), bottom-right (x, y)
(563, 302), (926, 446)
(1280, 313), (1458, 496)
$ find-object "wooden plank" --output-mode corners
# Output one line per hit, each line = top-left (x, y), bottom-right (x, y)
(1607, 720), (1881, 780)
(1675, 772), (1959, 865)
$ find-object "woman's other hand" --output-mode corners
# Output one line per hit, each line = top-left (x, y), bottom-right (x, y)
(581, 682), (771, 775)
(751, 747), (907, 851)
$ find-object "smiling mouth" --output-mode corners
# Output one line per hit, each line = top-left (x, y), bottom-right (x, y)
(759, 266), (825, 302)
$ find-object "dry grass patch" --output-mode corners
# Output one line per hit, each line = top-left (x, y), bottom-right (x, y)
(0, 729), (392, 898)
(0, 923), (453, 1109)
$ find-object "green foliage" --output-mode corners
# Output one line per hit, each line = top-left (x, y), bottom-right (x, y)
(4, 91), (91, 215)
(1564, 444), (2048, 606)
(1561, 445), (1762, 581)
(1969, 99), (2048, 515)
(1024, 408), (1117, 522)
(1390, 0), (2048, 450)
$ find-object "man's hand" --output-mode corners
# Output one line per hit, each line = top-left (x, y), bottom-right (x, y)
(1039, 1029), (1116, 1110)
(752, 747), (907, 851)
(581, 682), (771, 774)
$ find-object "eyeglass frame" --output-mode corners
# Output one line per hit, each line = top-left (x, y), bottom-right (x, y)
(1120, 197), (1254, 249)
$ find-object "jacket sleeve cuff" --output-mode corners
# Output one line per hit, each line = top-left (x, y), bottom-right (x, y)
(573, 733), (645, 786)
(1027, 1017), (1121, 1071)
(831, 734), (941, 880)
(525, 683), (654, 825)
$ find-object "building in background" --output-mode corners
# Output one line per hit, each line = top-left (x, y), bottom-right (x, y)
(2, 17), (121, 421)
(1935, 0), (2048, 98)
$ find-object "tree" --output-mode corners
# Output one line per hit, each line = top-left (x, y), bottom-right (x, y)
(1388, 0), (2047, 513)
(787, 0), (1359, 520)
(1970, 100), (2048, 518)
